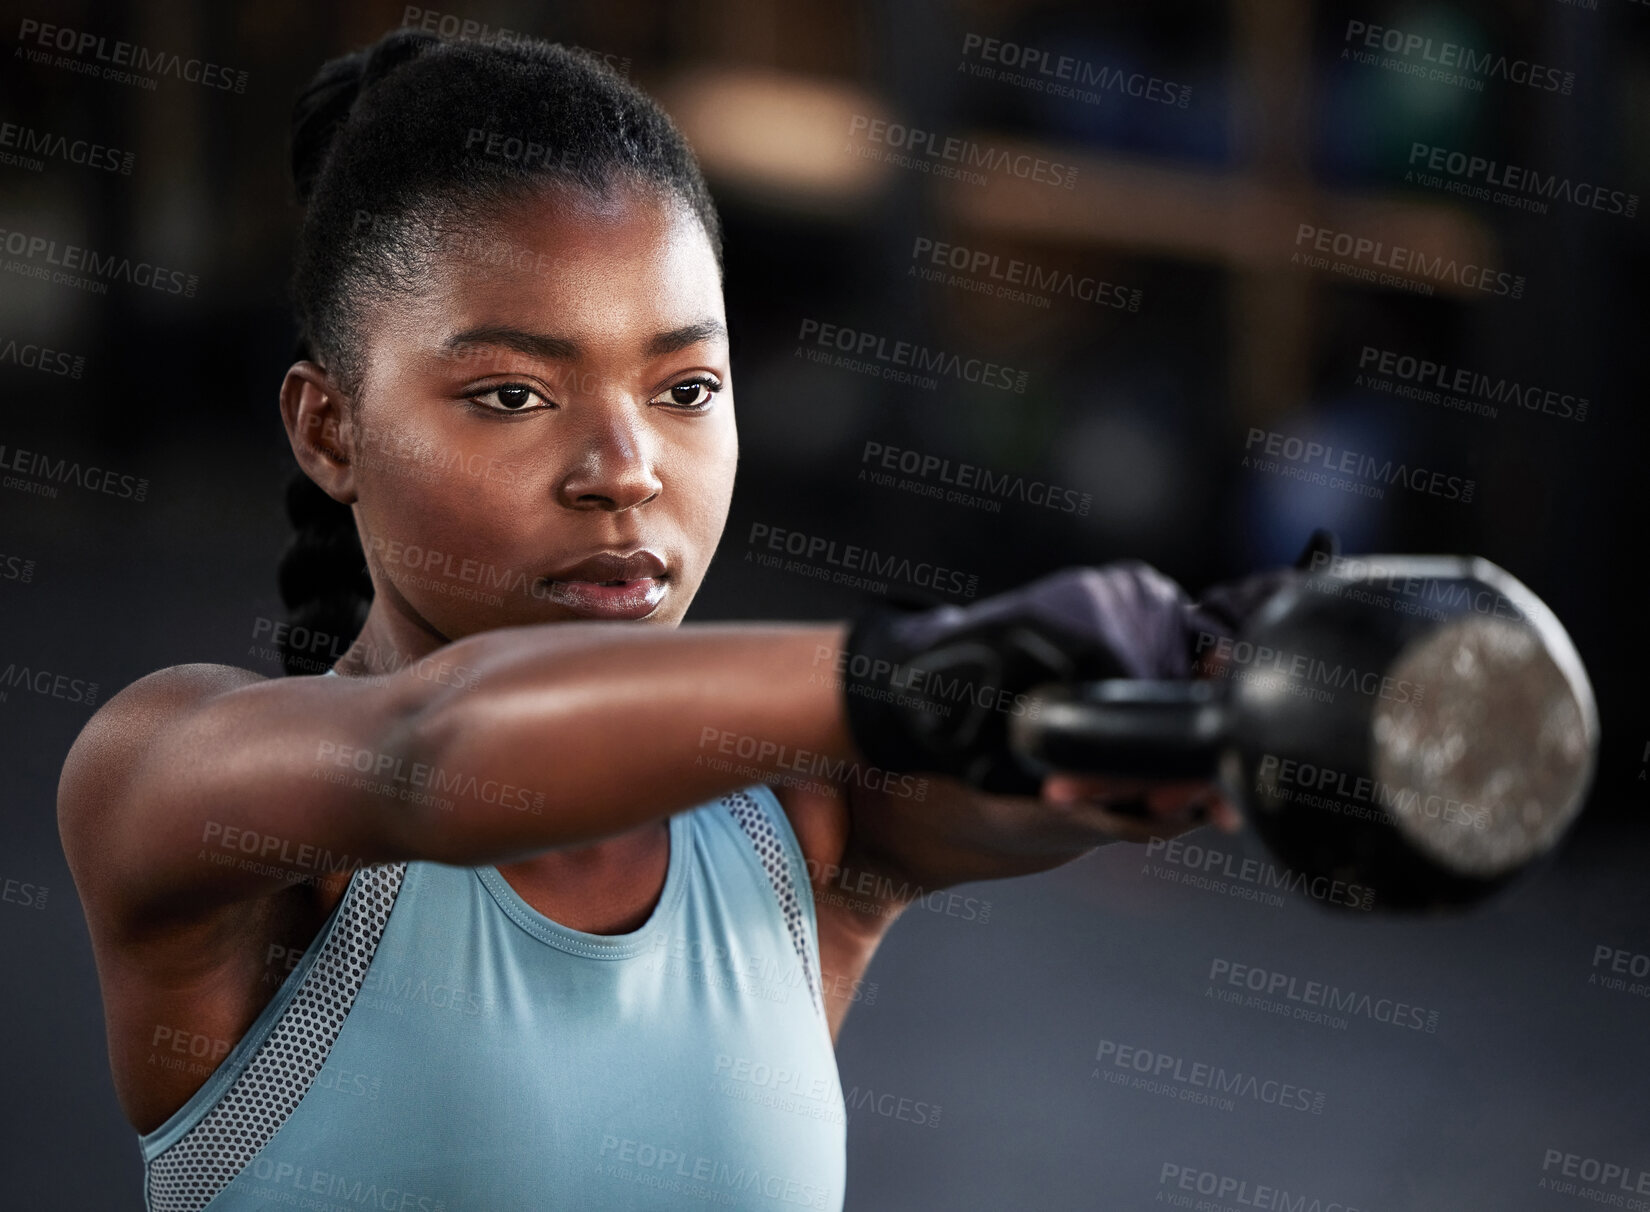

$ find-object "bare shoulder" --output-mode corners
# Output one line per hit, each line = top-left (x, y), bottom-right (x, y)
(59, 665), (268, 823)
(66, 662), (269, 756)
(57, 664), (270, 908)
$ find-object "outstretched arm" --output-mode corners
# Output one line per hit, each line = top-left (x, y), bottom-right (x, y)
(59, 620), (852, 933)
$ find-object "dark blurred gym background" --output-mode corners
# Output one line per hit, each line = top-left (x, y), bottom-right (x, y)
(2, 0), (1646, 1207)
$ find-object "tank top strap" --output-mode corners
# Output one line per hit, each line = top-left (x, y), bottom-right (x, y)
(719, 785), (824, 1017)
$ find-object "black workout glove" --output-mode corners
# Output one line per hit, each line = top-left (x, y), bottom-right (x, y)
(840, 561), (1205, 797)
(1186, 528), (1339, 644)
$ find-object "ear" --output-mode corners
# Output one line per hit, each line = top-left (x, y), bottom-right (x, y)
(280, 361), (357, 505)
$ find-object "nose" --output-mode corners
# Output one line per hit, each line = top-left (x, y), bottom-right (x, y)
(555, 402), (663, 512)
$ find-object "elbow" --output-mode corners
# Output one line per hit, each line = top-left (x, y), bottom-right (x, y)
(367, 658), (559, 864)
(365, 667), (477, 862)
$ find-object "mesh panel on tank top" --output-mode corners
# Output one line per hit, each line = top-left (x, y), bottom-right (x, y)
(144, 863), (407, 1212)
(724, 788), (823, 1014)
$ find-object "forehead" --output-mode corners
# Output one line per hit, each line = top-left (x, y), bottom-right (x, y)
(395, 181), (724, 355)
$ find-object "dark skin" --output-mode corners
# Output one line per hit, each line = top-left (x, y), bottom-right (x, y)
(56, 181), (1238, 1136)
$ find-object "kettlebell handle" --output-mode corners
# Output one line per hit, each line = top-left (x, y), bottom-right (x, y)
(1012, 679), (1230, 782)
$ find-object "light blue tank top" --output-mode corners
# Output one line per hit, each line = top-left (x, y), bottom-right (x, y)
(137, 770), (847, 1211)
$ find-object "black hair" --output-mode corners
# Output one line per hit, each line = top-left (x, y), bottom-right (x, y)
(276, 29), (723, 675)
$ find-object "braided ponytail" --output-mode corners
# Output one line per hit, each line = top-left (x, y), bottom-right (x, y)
(275, 464), (372, 675)
(277, 35), (434, 675)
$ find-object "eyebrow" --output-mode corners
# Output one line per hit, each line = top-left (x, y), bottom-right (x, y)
(441, 319), (727, 362)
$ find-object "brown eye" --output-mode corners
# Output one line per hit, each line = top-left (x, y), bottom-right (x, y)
(656, 378), (721, 410)
(473, 384), (549, 413)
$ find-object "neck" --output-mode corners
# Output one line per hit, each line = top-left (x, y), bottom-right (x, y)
(331, 584), (451, 678)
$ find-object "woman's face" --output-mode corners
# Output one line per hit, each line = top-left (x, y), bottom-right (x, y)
(340, 181), (735, 640)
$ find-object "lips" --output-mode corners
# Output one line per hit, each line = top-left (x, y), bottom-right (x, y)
(539, 549), (668, 620)
(544, 550), (667, 583)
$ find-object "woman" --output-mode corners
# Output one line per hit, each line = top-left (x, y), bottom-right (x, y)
(57, 29), (1239, 1211)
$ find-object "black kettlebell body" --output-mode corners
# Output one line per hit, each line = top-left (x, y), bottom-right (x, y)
(1013, 556), (1597, 912)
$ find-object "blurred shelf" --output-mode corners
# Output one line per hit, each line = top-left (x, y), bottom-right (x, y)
(936, 137), (1499, 293)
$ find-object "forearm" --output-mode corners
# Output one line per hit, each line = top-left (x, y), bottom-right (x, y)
(389, 621), (855, 863)
(841, 764), (1239, 906)
(867, 777), (1113, 882)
